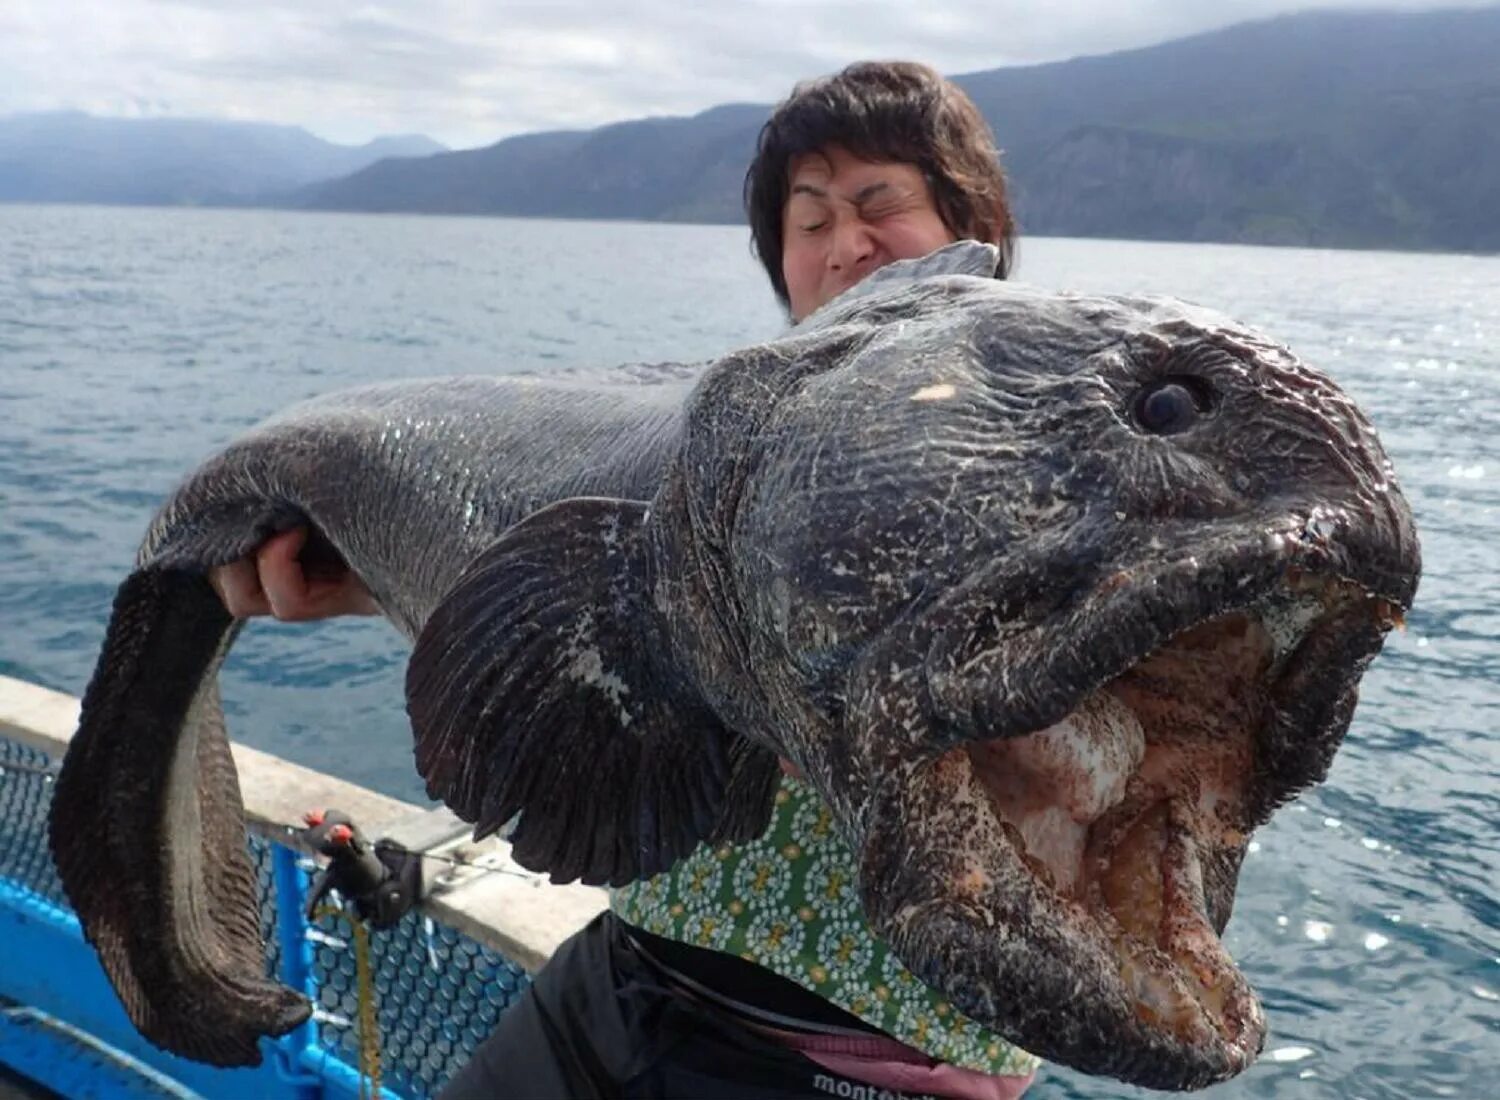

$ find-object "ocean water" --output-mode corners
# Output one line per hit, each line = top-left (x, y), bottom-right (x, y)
(1, 204), (1495, 1098)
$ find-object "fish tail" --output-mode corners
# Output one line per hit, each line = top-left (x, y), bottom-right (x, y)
(49, 567), (310, 1067)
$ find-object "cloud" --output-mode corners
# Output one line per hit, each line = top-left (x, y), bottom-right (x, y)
(0, 0), (1487, 148)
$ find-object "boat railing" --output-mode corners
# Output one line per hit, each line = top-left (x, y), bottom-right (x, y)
(0, 672), (606, 1099)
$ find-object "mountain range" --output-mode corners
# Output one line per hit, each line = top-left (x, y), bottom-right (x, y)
(295, 6), (1500, 254)
(0, 113), (444, 206)
(4, 7), (1496, 252)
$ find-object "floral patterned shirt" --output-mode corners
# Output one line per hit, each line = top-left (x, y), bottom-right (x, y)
(611, 776), (1040, 1079)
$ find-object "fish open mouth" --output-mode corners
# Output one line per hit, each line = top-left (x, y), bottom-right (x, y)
(856, 564), (1407, 1089)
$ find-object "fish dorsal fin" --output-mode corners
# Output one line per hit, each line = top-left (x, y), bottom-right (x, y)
(799, 239), (1001, 328)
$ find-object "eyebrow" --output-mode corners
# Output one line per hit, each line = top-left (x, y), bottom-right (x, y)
(788, 181), (897, 204)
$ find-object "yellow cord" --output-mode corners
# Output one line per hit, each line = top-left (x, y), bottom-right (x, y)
(314, 905), (383, 1100)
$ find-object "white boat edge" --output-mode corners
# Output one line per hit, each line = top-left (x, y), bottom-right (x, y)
(0, 671), (608, 975)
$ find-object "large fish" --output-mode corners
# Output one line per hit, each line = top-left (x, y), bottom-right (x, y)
(48, 243), (1419, 1090)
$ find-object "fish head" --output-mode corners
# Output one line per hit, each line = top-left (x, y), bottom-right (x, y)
(651, 270), (1420, 1088)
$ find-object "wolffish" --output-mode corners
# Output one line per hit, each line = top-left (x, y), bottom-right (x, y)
(49, 243), (1419, 1089)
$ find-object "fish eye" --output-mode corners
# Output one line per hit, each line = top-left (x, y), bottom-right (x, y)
(1131, 376), (1214, 436)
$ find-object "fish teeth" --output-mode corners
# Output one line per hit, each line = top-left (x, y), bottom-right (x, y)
(1253, 587), (1326, 669)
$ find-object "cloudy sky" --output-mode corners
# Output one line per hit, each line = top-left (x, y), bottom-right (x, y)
(1, 0), (1486, 149)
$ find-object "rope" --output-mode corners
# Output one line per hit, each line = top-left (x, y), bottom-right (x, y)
(313, 904), (383, 1100)
(352, 917), (381, 1100)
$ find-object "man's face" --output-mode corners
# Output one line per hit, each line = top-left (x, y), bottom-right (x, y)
(781, 145), (957, 321)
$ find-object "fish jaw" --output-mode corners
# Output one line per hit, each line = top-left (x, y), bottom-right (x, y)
(858, 738), (1266, 1090)
(833, 556), (1408, 1090)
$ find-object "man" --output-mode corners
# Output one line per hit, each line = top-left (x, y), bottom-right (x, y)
(747, 60), (1014, 323)
(215, 61), (1035, 1098)
(210, 61), (1015, 608)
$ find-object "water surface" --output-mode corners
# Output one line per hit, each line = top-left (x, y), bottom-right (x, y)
(1, 205), (1495, 1098)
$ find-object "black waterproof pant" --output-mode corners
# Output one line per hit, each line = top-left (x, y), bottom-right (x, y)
(439, 912), (935, 1100)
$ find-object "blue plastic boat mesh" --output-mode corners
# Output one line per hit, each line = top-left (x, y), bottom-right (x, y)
(251, 838), (285, 983)
(309, 906), (531, 1098)
(0, 739), (66, 906)
(1, 734), (532, 1099)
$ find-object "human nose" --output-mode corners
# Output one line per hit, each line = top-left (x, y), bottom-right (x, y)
(828, 218), (876, 273)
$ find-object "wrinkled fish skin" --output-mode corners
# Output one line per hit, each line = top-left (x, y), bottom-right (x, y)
(141, 377), (689, 636)
(642, 265), (1417, 1087)
(50, 378), (690, 1065)
(49, 243), (1419, 1088)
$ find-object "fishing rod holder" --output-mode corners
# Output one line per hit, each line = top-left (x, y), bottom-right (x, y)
(300, 809), (423, 929)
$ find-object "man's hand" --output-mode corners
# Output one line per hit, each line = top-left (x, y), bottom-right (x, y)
(208, 527), (379, 621)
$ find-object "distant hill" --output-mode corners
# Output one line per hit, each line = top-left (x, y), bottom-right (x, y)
(294, 103), (767, 222)
(299, 7), (1500, 253)
(0, 113), (445, 206)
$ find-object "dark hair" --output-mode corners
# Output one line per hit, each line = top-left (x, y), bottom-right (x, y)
(745, 60), (1016, 307)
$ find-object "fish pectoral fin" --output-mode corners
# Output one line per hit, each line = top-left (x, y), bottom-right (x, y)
(407, 496), (760, 886)
(709, 736), (781, 845)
